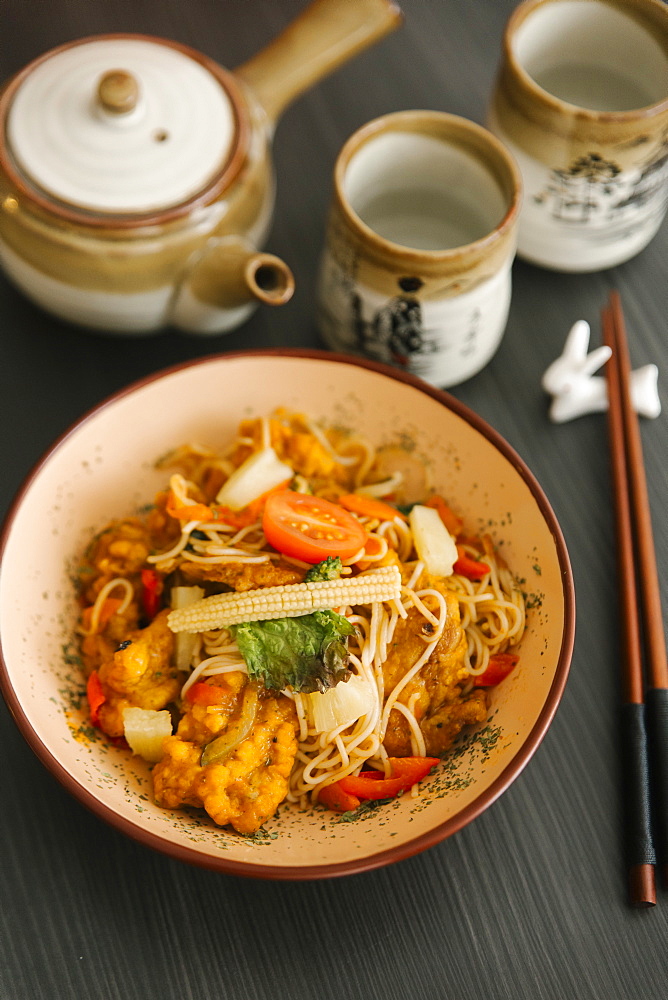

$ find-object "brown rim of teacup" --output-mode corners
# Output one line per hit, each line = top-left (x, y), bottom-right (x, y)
(0, 34), (252, 230)
(503, 0), (668, 121)
(332, 110), (523, 265)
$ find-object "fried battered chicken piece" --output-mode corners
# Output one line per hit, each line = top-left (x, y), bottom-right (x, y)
(179, 559), (305, 591)
(96, 610), (180, 738)
(382, 577), (487, 756)
(79, 519), (151, 604)
(81, 602), (140, 673)
(233, 416), (354, 489)
(152, 679), (298, 834)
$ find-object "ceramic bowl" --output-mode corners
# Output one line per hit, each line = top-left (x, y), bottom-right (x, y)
(0, 350), (574, 879)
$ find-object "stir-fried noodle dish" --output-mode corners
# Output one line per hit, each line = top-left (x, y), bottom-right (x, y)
(77, 410), (525, 834)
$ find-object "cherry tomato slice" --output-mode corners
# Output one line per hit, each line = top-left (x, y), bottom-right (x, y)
(262, 491), (368, 564)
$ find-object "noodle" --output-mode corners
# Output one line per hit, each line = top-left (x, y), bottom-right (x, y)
(80, 577), (133, 635)
(76, 408), (526, 832)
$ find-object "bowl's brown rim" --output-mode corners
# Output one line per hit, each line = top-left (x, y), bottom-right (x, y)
(0, 348), (576, 880)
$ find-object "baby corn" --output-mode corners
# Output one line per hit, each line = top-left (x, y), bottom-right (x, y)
(167, 565), (402, 632)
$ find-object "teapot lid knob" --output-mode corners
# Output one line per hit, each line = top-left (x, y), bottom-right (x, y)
(97, 69), (139, 115)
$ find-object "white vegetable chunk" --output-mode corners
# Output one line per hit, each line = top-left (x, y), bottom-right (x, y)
(304, 673), (377, 733)
(215, 447), (294, 510)
(409, 504), (458, 576)
(122, 707), (173, 763)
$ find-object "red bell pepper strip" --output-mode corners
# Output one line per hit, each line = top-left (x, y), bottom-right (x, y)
(453, 545), (490, 580)
(337, 756), (439, 801)
(141, 568), (163, 620)
(86, 670), (106, 728)
(185, 681), (230, 706)
(473, 652), (519, 687)
(317, 782), (361, 813)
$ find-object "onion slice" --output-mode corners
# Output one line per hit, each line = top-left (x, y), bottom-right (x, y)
(215, 447), (293, 510)
(409, 504), (457, 577)
(200, 682), (259, 766)
(304, 673), (376, 733)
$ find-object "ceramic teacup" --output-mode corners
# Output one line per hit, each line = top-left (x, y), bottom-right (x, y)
(316, 111), (522, 388)
(488, 0), (668, 272)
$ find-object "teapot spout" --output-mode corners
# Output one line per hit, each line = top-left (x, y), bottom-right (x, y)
(244, 251), (295, 307)
(170, 237), (294, 335)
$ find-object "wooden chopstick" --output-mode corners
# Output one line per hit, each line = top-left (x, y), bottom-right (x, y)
(610, 292), (668, 694)
(602, 291), (666, 906)
(607, 292), (668, 893)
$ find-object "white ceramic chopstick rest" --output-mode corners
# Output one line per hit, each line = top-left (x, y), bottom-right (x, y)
(542, 320), (661, 423)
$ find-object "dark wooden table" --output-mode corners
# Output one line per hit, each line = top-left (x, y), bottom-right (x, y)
(2, 2), (668, 997)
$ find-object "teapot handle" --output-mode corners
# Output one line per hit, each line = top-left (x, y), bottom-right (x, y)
(234, 0), (402, 123)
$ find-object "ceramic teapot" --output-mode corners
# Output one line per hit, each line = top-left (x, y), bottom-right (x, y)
(0, 0), (401, 335)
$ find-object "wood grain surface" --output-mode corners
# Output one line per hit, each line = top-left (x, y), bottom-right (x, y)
(1, 2), (667, 998)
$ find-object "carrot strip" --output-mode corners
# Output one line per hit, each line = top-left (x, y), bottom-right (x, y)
(338, 493), (407, 522)
(166, 491), (213, 522)
(81, 597), (124, 633)
(425, 495), (463, 536)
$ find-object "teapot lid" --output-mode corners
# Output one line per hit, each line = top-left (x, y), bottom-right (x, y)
(3, 36), (248, 220)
